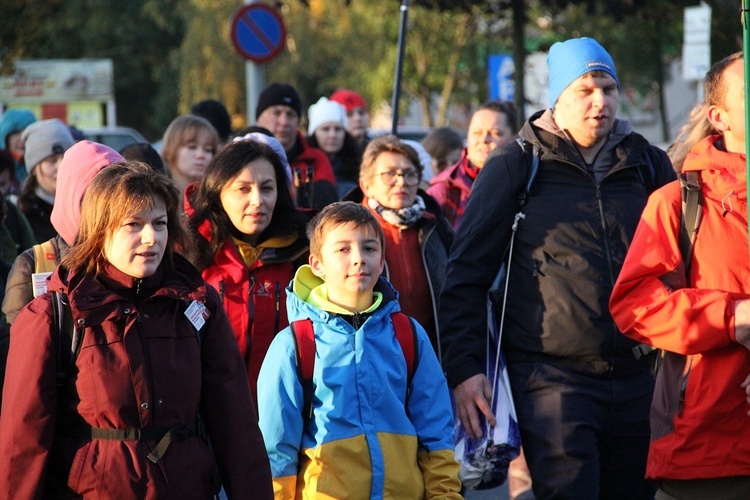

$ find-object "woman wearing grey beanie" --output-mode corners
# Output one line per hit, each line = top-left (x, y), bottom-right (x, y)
(17, 119), (74, 243)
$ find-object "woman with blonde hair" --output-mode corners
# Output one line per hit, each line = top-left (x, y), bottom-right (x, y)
(0, 161), (272, 498)
(161, 114), (219, 210)
(667, 102), (717, 172)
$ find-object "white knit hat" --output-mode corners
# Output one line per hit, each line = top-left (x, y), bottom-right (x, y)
(307, 97), (347, 135)
(22, 119), (75, 172)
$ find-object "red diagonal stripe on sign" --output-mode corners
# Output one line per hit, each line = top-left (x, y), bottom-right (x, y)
(242, 12), (275, 52)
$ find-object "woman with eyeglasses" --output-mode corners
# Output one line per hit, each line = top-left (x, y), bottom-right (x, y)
(343, 135), (453, 360)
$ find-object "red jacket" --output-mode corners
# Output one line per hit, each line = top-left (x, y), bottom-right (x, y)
(0, 255), (272, 498)
(193, 215), (308, 404)
(344, 188), (453, 357)
(610, 135), (750, 480)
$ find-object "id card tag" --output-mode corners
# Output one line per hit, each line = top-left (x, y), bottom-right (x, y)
(32, 272), (53, 298)
(184, 300), (209, 331)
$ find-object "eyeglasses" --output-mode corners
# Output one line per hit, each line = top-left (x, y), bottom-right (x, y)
(374, 169), (420, 186)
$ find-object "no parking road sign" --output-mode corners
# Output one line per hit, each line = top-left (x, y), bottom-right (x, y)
(230, 3), (287, 64)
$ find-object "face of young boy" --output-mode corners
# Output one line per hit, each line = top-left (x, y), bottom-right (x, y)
(309, 221), (385, 312)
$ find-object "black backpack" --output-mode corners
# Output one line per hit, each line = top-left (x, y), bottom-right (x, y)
(632, 170), (702, 361)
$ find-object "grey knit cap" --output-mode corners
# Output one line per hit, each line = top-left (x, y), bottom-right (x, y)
(22, 119), (75, 172)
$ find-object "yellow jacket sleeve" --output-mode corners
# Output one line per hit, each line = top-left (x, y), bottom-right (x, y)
(418, 449), (463, 499)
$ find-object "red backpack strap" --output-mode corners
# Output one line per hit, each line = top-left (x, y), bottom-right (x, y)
(290, 319), (316, 421)
(391, 312), (418, 389)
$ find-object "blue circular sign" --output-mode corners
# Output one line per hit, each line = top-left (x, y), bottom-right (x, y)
(230, 4), (287, 63)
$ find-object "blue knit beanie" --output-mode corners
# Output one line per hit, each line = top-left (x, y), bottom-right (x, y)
(547, 37), (618, 109)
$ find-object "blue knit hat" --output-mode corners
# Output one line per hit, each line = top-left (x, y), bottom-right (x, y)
(547, 37), (618, 109)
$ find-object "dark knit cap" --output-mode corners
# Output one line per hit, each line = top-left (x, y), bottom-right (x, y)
(191, 99), (232, 140)
(120, 142), (166, 174)
(256, 83), (302, 119)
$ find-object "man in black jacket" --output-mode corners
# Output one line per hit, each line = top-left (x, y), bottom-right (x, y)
(439, 37), (675, 498)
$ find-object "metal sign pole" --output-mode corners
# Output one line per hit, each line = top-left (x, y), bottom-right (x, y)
(391, 0), (410, 135)
(246, 0), (263, 125)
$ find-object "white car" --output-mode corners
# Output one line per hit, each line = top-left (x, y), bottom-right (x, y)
(82, 126), (148, 152)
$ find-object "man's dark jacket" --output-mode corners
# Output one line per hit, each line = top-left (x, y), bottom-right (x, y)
(439, 110), (676, 387)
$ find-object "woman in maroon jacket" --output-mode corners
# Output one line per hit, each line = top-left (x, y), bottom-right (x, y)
(0, 161), (272, 499)
(186, 138), (309, 404)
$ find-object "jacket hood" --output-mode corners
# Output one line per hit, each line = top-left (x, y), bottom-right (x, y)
(682, 134), (744, 173)
(0, 109), (36, 149)
(47, 253), (207, 324)
(287, 264), (399, 323)
(522, 109), (643, 181)
(683, 134), (747, 202)
(51, 140), (123, 245)
(531, 108), (633, 144)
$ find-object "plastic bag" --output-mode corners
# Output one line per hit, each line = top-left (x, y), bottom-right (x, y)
(453, 256), (522, 490)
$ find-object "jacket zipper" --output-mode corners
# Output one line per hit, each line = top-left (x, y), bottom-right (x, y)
(135, 278), (156, 423)
(219, 281), (225, 304)
(274, 282), (281, 334)
(595, 184), (616, 287)
(596, 182), (619, 375)
(245, 274), (255, 368)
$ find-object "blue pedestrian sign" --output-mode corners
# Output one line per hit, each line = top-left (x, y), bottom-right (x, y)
(489, 54), (515, 101)
(230, 4), (287, 64)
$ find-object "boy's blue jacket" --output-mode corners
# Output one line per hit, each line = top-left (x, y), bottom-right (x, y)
(258, 266), (461, 499)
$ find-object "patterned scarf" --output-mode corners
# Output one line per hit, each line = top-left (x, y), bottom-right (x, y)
(367, 195), (425, 229)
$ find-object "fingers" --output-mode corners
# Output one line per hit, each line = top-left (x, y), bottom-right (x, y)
(474, 391), (496, 429)
(453, 374), (496, 438)
(457, 400), (483, 440)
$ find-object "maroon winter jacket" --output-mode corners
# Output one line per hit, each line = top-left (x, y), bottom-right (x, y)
(0, 255), (272, 499)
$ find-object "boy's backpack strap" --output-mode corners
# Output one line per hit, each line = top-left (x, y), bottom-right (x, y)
(678, 171), (703, 282)
(390, 312), (418, 390)
(514, 138), (540, 209)
(291, 313), (419, 422)
(33, 240), (57, 274)
(291, 319), (316, 421)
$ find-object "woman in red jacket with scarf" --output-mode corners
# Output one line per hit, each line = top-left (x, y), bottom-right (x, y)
(344, 135), (453, 358)
(0, 161), (272, 498)
(186, 138), (309, 403)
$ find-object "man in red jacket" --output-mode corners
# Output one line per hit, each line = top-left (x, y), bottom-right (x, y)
(256, 82), (338, 209)
(611, 52), (750, 498)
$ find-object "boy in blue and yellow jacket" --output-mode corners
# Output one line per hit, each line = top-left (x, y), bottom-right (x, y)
(258, 201), (461, 499)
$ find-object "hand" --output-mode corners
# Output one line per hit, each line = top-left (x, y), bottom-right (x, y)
(453, 373), (496, 439)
